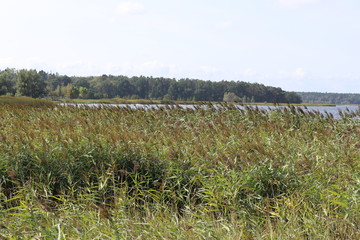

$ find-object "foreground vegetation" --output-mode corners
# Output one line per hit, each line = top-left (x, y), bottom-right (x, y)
(0, 103), (359, 239)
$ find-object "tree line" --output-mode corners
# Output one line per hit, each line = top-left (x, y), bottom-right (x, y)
(296, 92), (360, 105)
(0, 68), (302, 103)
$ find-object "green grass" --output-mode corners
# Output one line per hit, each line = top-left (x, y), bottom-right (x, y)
(0, 104), (359, 239)
(0, 96), (55, 106)
(57, 97), (179, 105)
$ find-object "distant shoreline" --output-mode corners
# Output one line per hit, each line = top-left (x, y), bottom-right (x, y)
(54, 97), (338, 107)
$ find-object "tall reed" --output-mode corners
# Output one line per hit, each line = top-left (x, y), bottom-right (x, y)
(0, 104), (359, 239)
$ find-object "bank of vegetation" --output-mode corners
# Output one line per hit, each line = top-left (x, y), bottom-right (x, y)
(0, 96), (55, 106)
(296, 92), (360, 105)
(0, 68), (301, 103)
(0, 103), (359, 239)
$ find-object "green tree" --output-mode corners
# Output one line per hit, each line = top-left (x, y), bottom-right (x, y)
(0, 68), (17, 95)
(79, 87), (90, 99)
(131, 76), (149, 98)
(285, 92), (302, 103)
(223, 92), (241, 102)
(16, 69), (47, 98)
(54, 85), (65, 98)
(69, 85), (80, 99)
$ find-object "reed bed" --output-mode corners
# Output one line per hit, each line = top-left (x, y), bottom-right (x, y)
(0, 96), (55, 107)
(0, 103), (359, 239)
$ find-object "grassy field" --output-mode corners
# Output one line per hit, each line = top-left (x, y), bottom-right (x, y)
(0, 96), (55, 106)
(0, 103), (359, 239)
(56, 97), (174, 105)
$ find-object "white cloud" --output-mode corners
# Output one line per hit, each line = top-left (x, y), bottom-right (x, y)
(275, 70), (289, 79)
(55, 61), (86, 72)
(0, 58), (14, 67)
(116, 1), (145, 15)
(267, 68), (306, 79)
(243, 68), (257, 76)
(293, 68), (306, 78)
(0, 57), (49, 71)
(200, 66), (220, 74)
(109, 60), (182, 77)
(134, 61), (174, 74)
(276, 0), (319, 8)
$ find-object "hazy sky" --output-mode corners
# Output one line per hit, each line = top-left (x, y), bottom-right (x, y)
(1, 0), (359, 93)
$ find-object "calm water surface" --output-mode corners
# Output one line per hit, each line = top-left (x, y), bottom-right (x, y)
(63, 103), (359, 119)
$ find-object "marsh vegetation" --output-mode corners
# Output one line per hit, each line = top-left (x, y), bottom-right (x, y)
(0, 103), (359, 239)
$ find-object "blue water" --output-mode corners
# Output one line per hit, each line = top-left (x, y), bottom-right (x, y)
(62, 103), (359, 119)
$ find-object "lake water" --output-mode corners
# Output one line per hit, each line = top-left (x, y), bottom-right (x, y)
(62, 103), (359, 119)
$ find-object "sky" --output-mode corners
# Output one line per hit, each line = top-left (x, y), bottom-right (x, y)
(0, 0), (359, 93)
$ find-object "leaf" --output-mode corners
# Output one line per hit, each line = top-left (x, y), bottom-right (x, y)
(327, 190), (340, 196)
(269, 211), (279, 216)
(331, 200), (348, 208)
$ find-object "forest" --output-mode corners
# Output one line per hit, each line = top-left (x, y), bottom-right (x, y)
(2, 68), (359, 104)
(0, 68), (301, 103)
(296, 92), (360, 104)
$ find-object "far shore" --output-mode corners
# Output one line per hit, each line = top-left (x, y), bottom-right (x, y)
(53, 97), (338, 107)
